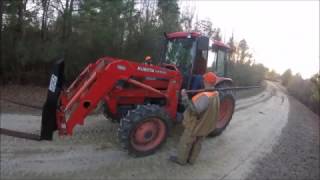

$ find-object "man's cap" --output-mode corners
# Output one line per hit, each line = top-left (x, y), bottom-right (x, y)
(203, 72), (217, 84)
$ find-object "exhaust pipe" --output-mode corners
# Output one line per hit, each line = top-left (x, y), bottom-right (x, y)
(40, 59), (65, 140)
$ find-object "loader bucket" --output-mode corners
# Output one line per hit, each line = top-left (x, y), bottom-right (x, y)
(40, 59), (64, 140)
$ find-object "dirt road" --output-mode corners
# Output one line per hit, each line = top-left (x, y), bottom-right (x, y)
(1, 81), (318, 179)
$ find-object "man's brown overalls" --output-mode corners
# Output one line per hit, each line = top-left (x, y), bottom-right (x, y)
(177, 91), (220, 164)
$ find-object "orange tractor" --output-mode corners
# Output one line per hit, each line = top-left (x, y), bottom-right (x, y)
(39, 31), (235, 156)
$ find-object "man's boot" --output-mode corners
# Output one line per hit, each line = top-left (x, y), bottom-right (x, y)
(169, 155), (187, 166)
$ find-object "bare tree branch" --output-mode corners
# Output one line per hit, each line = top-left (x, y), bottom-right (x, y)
(50, 3), (63, 14)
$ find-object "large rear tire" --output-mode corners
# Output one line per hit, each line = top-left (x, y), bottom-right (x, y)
(208, 93), (235, 137)
(118, 105), (172, 157)
(208, 82), (235, 137)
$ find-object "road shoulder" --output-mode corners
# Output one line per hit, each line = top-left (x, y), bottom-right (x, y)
(245, 95), (319, 180)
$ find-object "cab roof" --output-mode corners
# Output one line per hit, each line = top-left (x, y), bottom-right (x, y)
(212, 40), (230, 49)
(166, 32), (201, 39)
(166, 31), (230, 49)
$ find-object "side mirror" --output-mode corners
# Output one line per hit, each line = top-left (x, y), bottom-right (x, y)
(197, 36), (209, 51)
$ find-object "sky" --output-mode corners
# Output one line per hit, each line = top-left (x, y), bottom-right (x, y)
(180, 0), (319, 79)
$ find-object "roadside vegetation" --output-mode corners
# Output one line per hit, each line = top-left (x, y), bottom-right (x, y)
(283, 70), (319, 115)
(267, 69), (319, 115)
(2, 0), (266, 87)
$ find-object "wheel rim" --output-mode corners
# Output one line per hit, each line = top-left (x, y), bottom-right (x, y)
(130, 118), (166, 151)
(216, 98), (234, 129)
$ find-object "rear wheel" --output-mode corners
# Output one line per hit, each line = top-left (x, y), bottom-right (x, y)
(118, 105), (172, 157)
(208, 83), (235, 137)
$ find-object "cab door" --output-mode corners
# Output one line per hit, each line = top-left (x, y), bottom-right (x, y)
(207, 46), (228, 77)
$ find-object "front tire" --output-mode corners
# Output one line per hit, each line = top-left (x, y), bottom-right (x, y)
(118, 105), (172, 157)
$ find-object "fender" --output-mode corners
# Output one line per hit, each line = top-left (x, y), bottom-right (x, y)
(215, 76), (233, 87)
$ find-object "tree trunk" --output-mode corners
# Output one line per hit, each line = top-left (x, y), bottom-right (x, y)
(16, 0), (24, 39)
(62, 0), (74, 42)
(41, 0), (50, 41)
(15, 0), (28, 83)
(61, 0), (74, 60)
(61, 0), (69, 42)
(68, 0), (74, 37)
(0, 0), (3, 66)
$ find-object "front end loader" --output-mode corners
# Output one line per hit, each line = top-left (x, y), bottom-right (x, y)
(3, 32), (242, 157)
(40, 55), (184, 156)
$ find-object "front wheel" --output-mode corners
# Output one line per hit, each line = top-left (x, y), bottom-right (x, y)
(118, 105), (172, 157)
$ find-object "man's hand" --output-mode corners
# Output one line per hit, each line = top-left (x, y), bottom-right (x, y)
(181, 89), (187, 97)
(180, 88), (200, 117)
(181, 89), (189, 102)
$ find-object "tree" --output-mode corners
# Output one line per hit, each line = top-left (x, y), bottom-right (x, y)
(310, 73), (320, 104)
(180, 6), (194, 31)
(157, 0), (180, 33)
(225, 33), (267, 86)
(238, 39), (249, 63)
(194, 19), (216, 38)
(281, 69), (292, 86)
(0, 0), (3, 65)
(266, 69), (280, 81)
(212, 27), (221, 41)
(40, 0), (51, 41)
(227, 34), (236, 61)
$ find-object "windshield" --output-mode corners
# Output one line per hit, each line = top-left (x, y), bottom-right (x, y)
(164, 38), (196, 74)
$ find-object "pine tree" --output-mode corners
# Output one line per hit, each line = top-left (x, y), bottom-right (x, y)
(157, 0), (180, 33)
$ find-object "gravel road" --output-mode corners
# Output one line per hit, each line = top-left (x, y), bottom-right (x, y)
(0, 81), (318, 180)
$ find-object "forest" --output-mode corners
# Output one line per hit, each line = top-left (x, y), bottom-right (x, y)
(1, 0), (318, 114)
(1, 0), (267, 84)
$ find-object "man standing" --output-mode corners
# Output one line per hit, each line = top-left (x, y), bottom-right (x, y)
(170, 72), (220, 165)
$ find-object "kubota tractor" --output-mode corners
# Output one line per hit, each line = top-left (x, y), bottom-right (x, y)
(40, 31), (235, 156)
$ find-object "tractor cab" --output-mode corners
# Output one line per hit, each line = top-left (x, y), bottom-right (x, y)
(162, 32), (231, 89)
